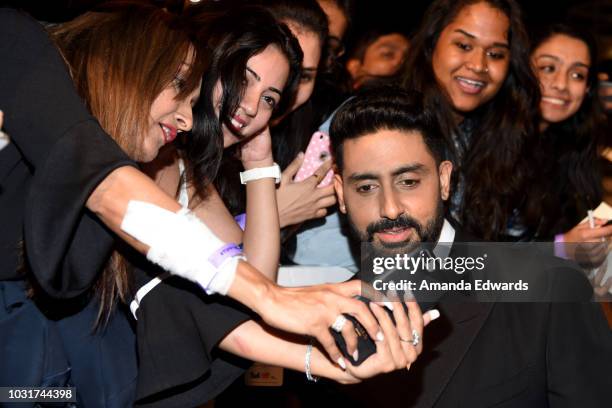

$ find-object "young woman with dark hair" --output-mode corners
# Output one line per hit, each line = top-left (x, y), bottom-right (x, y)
(212, 0), (340, 229)
(526, 24), (612, 257)
(401, 0), (541, 240)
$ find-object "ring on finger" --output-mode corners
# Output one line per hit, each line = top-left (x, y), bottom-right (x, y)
(411, 329), (420, 346)
(331, 314), (347, 332)
(399, 329), (420, 347)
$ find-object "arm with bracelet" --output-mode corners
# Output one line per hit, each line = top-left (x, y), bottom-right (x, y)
(87, 166), (381, 366)
(217, 299), (441, 382)
(187, 127), (282, 280)
(237, 126), (282, 280)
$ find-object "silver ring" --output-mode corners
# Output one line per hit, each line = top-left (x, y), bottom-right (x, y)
(331, 315), (347, 332)
(411, 329), (420, 346)
(399, 336), (412, 343)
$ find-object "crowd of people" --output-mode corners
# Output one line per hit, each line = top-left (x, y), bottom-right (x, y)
(0, 0), (611, 407)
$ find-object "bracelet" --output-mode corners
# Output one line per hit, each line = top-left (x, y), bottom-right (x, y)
(240, 163), (281, 184)
(554, 233), (569, 259)
(305, 341), (320, 382)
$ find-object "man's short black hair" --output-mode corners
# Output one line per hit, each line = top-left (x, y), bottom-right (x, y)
(330, 87), (446, 171)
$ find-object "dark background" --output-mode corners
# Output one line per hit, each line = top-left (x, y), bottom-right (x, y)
(3, 0), (612, 58)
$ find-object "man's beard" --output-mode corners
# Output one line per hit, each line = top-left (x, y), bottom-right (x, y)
(347, 198), (445, 257)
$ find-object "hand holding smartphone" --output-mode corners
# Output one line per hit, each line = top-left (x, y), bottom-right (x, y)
(294, 131), (334, 187)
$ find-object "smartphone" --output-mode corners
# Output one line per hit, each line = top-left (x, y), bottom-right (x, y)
(294, 131), (334, 187)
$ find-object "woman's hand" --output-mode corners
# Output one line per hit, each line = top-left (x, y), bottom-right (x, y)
(276, 153), (336, 228)
(343, 301), (439, 380)
(240, 126), (274, 169)
(251, 279), (385, 370)
(562, 218), (612, 268)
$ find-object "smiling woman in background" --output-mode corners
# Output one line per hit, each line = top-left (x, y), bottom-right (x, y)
(402, 0), (540, 240)
(525, 24), (612, 254)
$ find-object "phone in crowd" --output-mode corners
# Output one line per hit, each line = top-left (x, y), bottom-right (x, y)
(294, 131), (334, 187)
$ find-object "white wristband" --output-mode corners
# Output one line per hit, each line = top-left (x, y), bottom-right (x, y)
(120, 201), (244, 295)
(240, 163), (281, 184)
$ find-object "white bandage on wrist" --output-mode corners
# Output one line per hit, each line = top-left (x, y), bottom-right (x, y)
(120, 201), (245, 295)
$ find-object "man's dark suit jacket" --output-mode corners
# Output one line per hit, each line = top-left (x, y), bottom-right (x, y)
(343, 227), (612, 407)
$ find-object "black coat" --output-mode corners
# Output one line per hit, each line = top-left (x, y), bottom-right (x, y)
(344, 228), (612, 407)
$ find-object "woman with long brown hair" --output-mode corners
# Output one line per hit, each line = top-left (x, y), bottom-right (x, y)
(1, 3), (203, 405)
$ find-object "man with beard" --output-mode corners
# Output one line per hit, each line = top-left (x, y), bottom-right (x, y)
(329, 88), (611, 407)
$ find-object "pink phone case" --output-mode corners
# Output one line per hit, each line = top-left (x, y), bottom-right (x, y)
(294, 131), (334, 187)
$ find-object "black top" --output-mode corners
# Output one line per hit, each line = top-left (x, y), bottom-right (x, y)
(130, 262), (254, 407)
(0, 8), (135, 298)
(0, 10), (255, 406)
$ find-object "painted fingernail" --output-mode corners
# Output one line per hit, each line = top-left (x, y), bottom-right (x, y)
(383, 301), (394, 311)
(352, 349), (359, 361)
(427, 309), (441, 321)
(337, 357), (347, 370)
(376, 331), (385, 342)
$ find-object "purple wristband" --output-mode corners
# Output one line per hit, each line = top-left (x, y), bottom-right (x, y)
(234, 213), (247, 231)
(554, 233), (568, 259)
(209, 243), (243, 268)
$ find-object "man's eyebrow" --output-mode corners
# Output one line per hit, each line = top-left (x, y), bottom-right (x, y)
(391, 164), (427, 177)
(348, 172), (379, 182)
(454, 29), (509, 49)
(348, 164), (427, 182)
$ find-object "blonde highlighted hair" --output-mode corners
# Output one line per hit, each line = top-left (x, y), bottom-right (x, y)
(48, 1), (204, 327)
(50, 1), (203, 161)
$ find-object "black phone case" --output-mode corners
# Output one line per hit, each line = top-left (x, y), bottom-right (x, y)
(330, 296), (436, 366)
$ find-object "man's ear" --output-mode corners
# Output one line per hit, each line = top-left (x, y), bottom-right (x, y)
(333, 173), (347, 213)
(346, 58), (362, 81)
(438, 160), (453, 201)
